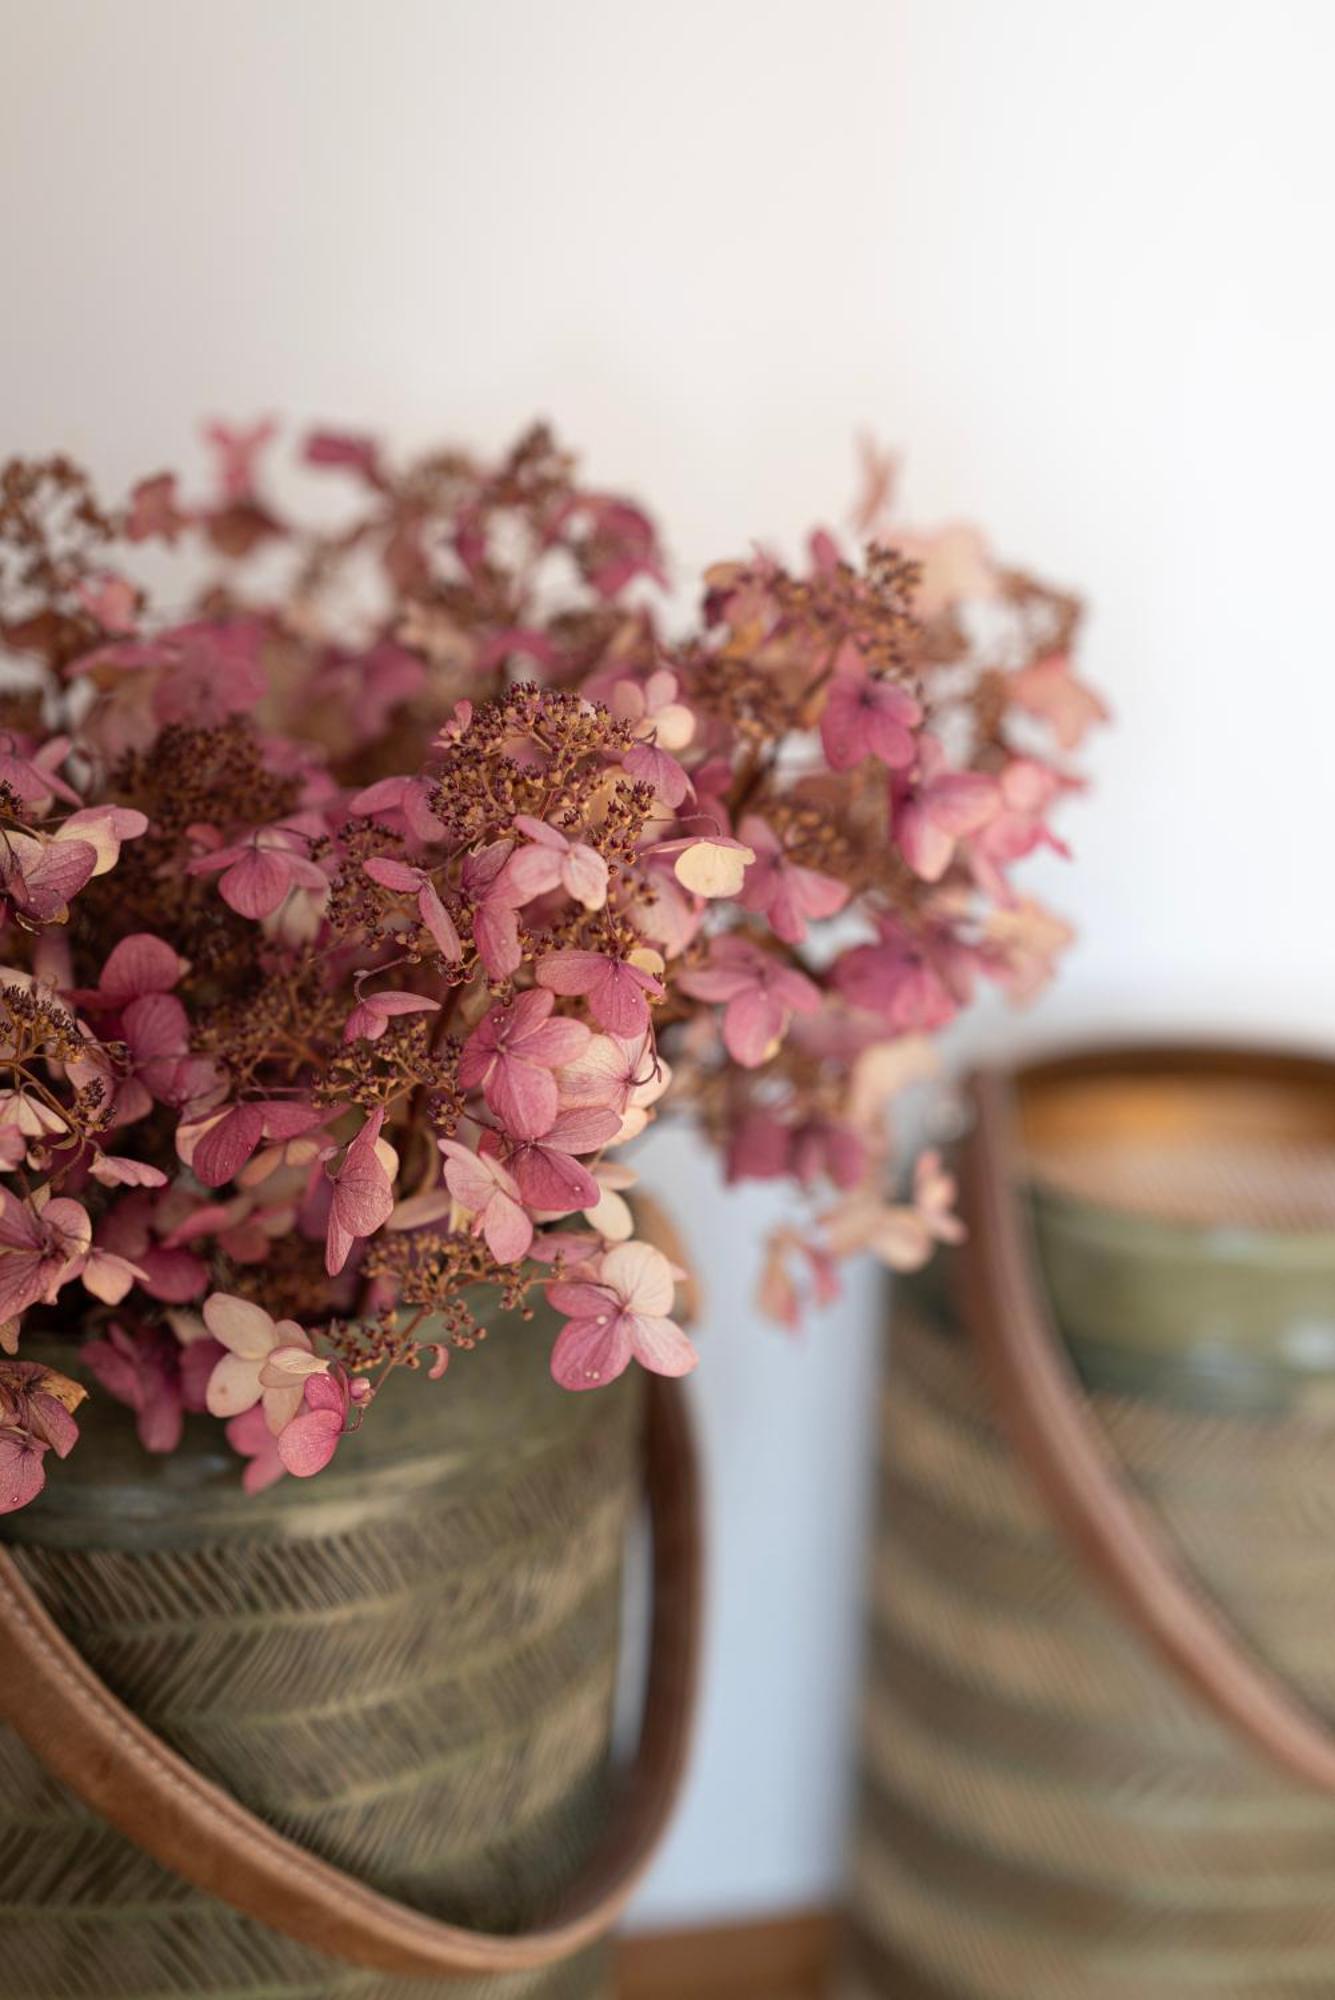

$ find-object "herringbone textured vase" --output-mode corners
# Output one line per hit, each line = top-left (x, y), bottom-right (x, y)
(848, 1277), (1335, 2000)
(0, 1314), (639, 1998)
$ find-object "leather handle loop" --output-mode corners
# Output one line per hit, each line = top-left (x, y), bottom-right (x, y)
(960, 1063), (1335, 1793)
(0, 1374), (702, 1978)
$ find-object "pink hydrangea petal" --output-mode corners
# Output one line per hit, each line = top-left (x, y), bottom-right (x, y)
(481, 1190), (533, 1265)
(600, 1240), (676, 1315)
(0, 1434), (47, 1513)
(276, 1406), (343, 1478)
(550, 1313), (633, 1392)
(488, 1056), (559, 1142)
(219, 846), (293, 919)
(626, 1312), (698, 1378)
(417, 881), (461, 959)
(205, 1349), (263, 1418)
(545, 1280), (615, 1317)
(723, 988), (786, 1067)
(562, 845), (609, 910)
(472, 901), (521, 980)
(522, 1017), (591, 1067)
(202, 1292), (275, 1358)
(502, 845), (563, 902)
(98, 933), (184, 1002)
(192, 1104), (266, 1187)
(510, 1145), (599, 1213)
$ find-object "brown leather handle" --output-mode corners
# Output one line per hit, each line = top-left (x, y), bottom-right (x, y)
(0, 1374), (702, 1977)
(959, 1062), (1335, 1792)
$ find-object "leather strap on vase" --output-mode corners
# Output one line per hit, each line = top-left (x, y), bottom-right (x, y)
(960, 1061), (1335, 1792)
(0, 1374), (702, 1978)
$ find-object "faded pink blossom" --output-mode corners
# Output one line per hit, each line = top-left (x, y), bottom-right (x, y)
(187, 819), (328, 920)
(203, 1293), (322, 1433)
(968, 758), (1074, 902)
(304, 430), (384, 484)
(536, 950), (663, 1039)
(204, 418), (276, 501)
(0, 1192), (92, 1321)
(343, 989), (440, 1043)
(0, 736), (82, 812)
(224, 1403), (286, 1494)
(501, 817), (609, 911)
(1009, 654), (1109, 751)
(351, 775), (445, 843)
(462, 841), (522, 979)
(738, 816), (850, 944)
(891, 736), (1000, 883)
(0, 1360), (85, 1513)
(439, 1139), (532, 1263)
(325, 1109), (397, 1275)
(0, 831), (100, 924)
(180, 1100), (324, 1188)
(728, 1111), (865, 1191)
(822, 1150), (964, 1271)
(82, 1321), (223, 1455)
(125, 471), (187, 545)
(547, 1241), (696, 1391)
(678, 938), (822, 1067)
(362, 855), (461, 960)
(277, 1368), (352, 1478)
(459, 990), (591, 1140)
(819, 643), (921, 773)
(504, 1105), (620, 1213)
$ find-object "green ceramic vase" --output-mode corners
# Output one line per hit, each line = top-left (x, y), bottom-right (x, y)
(0, 1308), (641, 2000)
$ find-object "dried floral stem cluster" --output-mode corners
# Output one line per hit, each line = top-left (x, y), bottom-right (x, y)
(0, 425), (1101, 1508)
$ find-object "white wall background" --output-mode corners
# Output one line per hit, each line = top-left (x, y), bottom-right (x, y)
(3, 0), (1334, 1929)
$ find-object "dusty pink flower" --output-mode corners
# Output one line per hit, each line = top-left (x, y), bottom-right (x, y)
(439, 1140), (532, 1263)
(325, 1108), (397, 1275)
(350, 773), (444, 842)
(678, 938), (822, 1067)
(968, 758), (1074, 902)
(459, 990), (591, 1140)
(0, 1360), (84, 1513)
(277, 1368), (352, 1478)
(728, 1111), (866, 1191)
(822, 1150), (964, 1271)
(0, 736), (82, 812)
(82, 1322), (223, 1455)
(504, 1105), (621, 1213)
(536, 950), (664, 1038)
(500, 816), (609, 911)
(362, 855), (461, 961)
(556, 1029), (671, 1142)
(891, 736), (1000, 883)
(205, 418), (276, 502)
(834, 920), (963, 1032)
(819, 643), (921, 773)
(224, 1403), (286, 1494)
(343, 989), (440, 1043)
(547, 1241), (696, 1391)
(462, 841), (523, 979)
(1009, 653), (1109, 751)
(203, 1293), (322, 1433)
(181, 1100), (324, 1188)
(0, 831), (100, 924)
(0, 1192), (92, 1322)
(738, 816), (850, 944)
(187, 820), (328, 920)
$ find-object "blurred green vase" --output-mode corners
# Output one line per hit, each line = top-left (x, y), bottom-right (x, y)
(848, 1048), (1335, 2000)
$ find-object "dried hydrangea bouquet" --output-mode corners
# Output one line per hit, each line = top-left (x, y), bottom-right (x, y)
(0, 425), (1100, 1993)
(0, 426), (1098, 1509)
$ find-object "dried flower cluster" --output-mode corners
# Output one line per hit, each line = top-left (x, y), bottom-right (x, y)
(0, 425), (1101, 1509)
